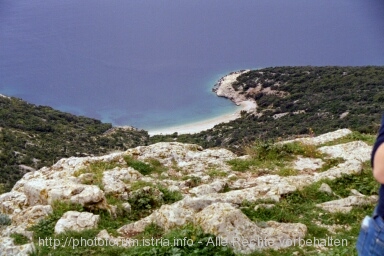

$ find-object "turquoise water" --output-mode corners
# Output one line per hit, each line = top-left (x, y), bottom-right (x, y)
(1, 1), (383, 130)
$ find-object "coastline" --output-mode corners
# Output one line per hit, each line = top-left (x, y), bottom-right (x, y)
(148, 71), (256, 136)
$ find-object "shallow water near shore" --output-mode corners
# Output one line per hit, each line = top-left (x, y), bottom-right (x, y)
(1, 1), (383, 130)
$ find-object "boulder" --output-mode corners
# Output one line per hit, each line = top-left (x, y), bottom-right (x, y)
(12, 205), (52, 228)
(54, 211), (100, 234)
(194, 203), (307, 254)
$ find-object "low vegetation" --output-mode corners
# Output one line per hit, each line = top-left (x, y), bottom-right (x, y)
(0, 213), (11, 226)
(241, 162), (377, 255)
(124, 156), (166, 175)
(1, 66), (383, 255)
(228, 141), (325, 175)
(151, 66), (384, 154)
(0, 96), (149, 192)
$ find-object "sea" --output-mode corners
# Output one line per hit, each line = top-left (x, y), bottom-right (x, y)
(1, 0), (383, 131)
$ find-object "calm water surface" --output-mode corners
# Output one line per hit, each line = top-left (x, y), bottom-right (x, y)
(1, 1), (383, 130)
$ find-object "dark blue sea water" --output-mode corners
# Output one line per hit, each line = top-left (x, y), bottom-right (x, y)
(1, 1), (383, 130)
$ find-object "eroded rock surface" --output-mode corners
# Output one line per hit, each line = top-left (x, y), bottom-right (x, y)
(54, 211), (100, 234)
(0, 129), (378, 255)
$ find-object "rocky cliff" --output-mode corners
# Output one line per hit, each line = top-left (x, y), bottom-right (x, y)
(0, 129), (377, 255)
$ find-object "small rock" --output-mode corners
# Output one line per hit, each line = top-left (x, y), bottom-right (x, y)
(122, 203), (131, 213)
(318, 183), (333, 195)
(254, 204), (275, 211)
(350, 189), (364, 196)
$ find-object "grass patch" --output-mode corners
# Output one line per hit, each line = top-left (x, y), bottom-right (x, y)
(74, 161), (121, 189)
(30, 224), (236, 256)
(127, 224), (235, 256)
(127, 182), (183, 220)
(227, 158), (251, 172)
(124, 155), (167, 175)
(130, 180), (155, 191)
(228, 141), (323, 173)
(182, 176), (202, 188)
(219, 183), (231, 193)
(324, 161), (378, 197)
(320, 131), (376, 147)
(277, 167), (299, 176)
(158, 185), (183, 204)
(318, 157), (345, 172)
(124, 155), (153, 175)
(207, 169), (228, 178)
(10, 233), (29, 245)
(240, 165), (378, 255)
(28, 201), (84, 239)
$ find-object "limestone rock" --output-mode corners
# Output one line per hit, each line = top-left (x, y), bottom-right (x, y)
(122, 203), (131, 213)
(316, 195), (378, 213)
(282, 129), (352, 145)
(189, 180), (227, 196)
(0, 192), (28, 215)
(294, 157), (324, 171)
(318, 141), (371, 162)
(54, 211), (100, 234)
(318, 183), (333, 195)
(118, 197), (218, 235)
(125, 142), (237, 174)
(254, 204), (275, 211)
(102, 167), (142, 195)
(213, 70), (250, 105)
(0, 237), (34, 256)
(23, 179), (107, 210)
(194, 202), (307, 254)
(12, 205), (52, 228)
(0, 130), (378, 255)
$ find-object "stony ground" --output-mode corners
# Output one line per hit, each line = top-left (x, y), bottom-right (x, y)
(0, 129), (378, 255)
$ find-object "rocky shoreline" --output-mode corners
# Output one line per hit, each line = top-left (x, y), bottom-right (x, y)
(148, 71), (257, 135)
(212, 70), (257, 115)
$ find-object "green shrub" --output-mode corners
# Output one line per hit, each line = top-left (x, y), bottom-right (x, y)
(227, 158), (256, 172)
(10, 233), (29, 245)
(182, 176), (202, 187)
(124, 156), (154, 175)
(0, 213), (11, 226)
(128, 186), (164, 219)
(158, 185), (183, 204)
(74, 161), (120, 188)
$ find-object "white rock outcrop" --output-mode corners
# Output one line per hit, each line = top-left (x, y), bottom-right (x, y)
(194, 203), (306, 254)
(102, 167), (142, 195)
(0, 130), (378, 255)
(316, 195), (378, 213)
(54, 211), (100, 234)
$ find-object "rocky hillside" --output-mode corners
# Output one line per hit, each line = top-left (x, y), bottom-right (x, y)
(0, 95), (149, 192)
(152, 66), (384, 152)
(0, 129), (378, 255)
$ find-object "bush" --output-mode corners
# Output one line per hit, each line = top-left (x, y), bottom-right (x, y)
(0, 213), (11, 226)
(124, 156), (154, 175)
(128, 186), (164, 219)
(10, 233), (29, 245)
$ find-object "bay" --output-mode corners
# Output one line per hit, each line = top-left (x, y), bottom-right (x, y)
(0, 0), (383, 130)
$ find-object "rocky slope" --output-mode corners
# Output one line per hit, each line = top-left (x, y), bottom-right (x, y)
(0, 129), (377, 255)
(0, 95), (149, 192)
